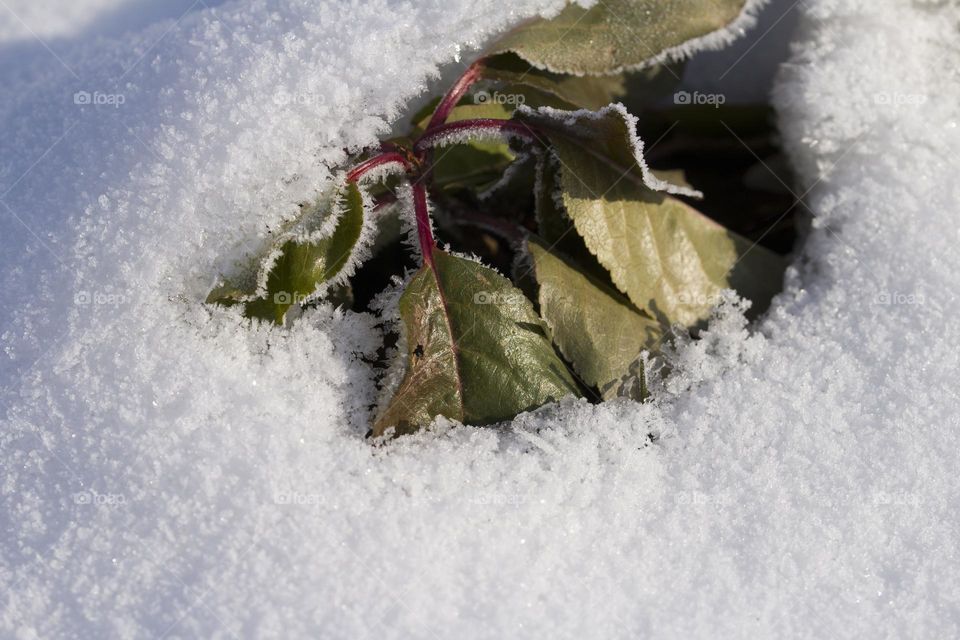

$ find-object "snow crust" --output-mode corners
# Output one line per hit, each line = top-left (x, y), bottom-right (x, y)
(2, 0), (960, 638)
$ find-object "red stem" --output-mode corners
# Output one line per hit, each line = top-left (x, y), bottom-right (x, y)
(346, 152), (411, 183)
(345, 62), (521, 269)
(412, 182), (435, 266)
(414, 118), (536, 154)
(426, 60), (485, 131)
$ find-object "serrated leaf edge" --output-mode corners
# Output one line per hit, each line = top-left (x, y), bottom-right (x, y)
(517, 103), (703, 198)
(210, 178), (376, 310)
(493, 0), (765, 77)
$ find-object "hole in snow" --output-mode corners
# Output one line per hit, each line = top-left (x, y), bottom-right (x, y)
(204, 1), (805, 436)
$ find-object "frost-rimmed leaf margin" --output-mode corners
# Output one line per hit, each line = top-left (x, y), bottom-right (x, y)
(523, 235), (661, 401)
(488, 0), (766, 76)
(206, 178), (380, 324)
(515, 102), (703, 198)
(518, 103), (786, 327)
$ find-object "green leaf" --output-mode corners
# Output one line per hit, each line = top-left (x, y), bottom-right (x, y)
(482, 52), (626, 110)
(532, 153), (611, 285)
(490, 0), (749, 75)
(481, 53), (685, 113)
(374, 247), (581, 437)
(207, 181), (367, 324)
(649, 168), (693, 190)
(526, 236), (661, 401)
(519, 105), (785, 327)
(518, 103), (701, 199)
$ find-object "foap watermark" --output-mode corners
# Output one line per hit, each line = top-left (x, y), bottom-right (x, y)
(872, 491), (924, 507)
(675, 291), (724, 308)
(272, 91), (324, 107)
(874, 92), (927, 107)
(674, 90), (726, 108)
(473, 90), (525, 107)
(73, 490), (126, 506)
(74, 290), (130, 307)
(73, 90), (126, 108)
(273, 291), (312, 305)
(874, 291), (924, 306)
(473, 290), (527, 306)
(674, 490), (733, 507)
(469, 492), (533, 506)
(274, 491), (326, 507)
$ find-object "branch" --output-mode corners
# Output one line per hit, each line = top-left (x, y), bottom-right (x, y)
(413, 119), (536, 154)
(346, 152), (411, 183)
(411, 182), (435, 266)
(426, 60), (486, 131)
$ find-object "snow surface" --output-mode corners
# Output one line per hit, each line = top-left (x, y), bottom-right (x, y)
(2, 0), (960, 638)
(0, 0), (225, 42)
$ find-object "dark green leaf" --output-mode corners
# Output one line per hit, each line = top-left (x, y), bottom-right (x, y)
(374, 247), (581, 437)
(411, 102), (514, 136)
(517, 103), (701, 199)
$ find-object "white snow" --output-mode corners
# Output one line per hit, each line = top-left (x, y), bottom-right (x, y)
(2, 0), (960, 638)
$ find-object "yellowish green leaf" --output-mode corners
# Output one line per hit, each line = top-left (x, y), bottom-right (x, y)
(520, 105), (785, 326)
(490, 0), (749, 75)
(526, 236), (661, 400)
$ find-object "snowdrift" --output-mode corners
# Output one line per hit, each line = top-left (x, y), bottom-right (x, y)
(1, 0), (958, 637)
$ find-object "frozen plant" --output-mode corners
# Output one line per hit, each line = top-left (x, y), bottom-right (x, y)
(208, 0), (789, 437)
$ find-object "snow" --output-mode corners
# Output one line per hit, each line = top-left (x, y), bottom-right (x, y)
(0, 0), (162, 41)
(2, 0), (960, 638)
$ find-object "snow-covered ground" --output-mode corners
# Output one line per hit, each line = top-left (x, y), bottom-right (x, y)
(1, 0), (958, 637)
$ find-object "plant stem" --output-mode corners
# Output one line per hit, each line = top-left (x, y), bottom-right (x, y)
(349, 61), (529, 270)
(346, 152), (411, 183)
(411, 182), (435, 266)
(413, 118), (536, 154)
(426, 60), (485, 131)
